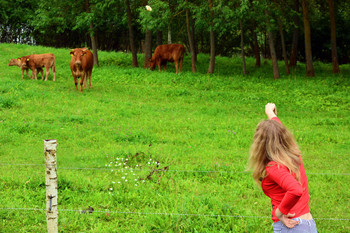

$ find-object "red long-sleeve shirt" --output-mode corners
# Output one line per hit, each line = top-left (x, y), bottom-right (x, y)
(261, 117), (310, 222)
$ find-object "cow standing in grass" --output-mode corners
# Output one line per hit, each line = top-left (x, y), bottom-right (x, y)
(70, 48), (94, 92)
(149, 44), (185, 74)
(8, 57), (43, 79)
(20, 54), (56, 81)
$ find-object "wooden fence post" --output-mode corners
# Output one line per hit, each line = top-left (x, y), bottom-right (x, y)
(44, 139), (58, 233)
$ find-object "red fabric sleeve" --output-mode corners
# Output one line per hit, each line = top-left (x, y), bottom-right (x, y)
(271, 117), (282, 124)
(266, 164), (303, 214)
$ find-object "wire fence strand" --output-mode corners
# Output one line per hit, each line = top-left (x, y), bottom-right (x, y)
(1, 207), (349, 221)
(0, 163), (349, 176)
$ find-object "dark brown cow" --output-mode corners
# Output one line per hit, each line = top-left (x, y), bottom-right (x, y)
(8, 57), (43, 79)
(70, 48), (94, 92)
(149, 44), (185, 74)
(21, 54), (56, 81)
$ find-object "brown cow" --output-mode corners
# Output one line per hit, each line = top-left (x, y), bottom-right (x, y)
(8, 57), (43, 79)
(149, 44), (185, 74)
(21, 54), (56, 81)
(69, 48), (94, 92)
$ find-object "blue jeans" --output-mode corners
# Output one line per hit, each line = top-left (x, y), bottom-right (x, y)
(273, 218), (318, 233)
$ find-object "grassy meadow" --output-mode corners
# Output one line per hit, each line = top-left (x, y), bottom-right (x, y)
(0, 43), (349, 232)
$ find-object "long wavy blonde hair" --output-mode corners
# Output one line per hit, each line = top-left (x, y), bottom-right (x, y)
(248, 119), (301, 186)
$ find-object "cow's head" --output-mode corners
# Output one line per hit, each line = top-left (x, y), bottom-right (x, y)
(70, 48), (88, 68)
(8, 58), (21, 67)
(148, 58), (156, 70)
(20, 57), (30, 69)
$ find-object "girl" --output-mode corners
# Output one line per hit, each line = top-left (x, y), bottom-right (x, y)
(249, 103), (317, 233)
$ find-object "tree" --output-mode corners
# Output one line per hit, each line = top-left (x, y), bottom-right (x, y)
(126, 0), (139, 67)
(240, 20), (246, 75)
(85, 0), (99, 66)
(248, 0), (261, 67)
(265, 9), (280, 79)
(144, 30), (153, 68)
(138, 0), (172, 67)
(301, 0), (314, 76)
(289, 0), (300, 67)
(207, 0), (215, 74)
(185, 0), (196, 72)
(273, 0), (289, 75)
(328, 0), (340, 73)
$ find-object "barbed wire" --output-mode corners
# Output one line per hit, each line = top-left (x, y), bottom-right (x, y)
(1, 207), (349, 221)
(0, 163), (349, 176)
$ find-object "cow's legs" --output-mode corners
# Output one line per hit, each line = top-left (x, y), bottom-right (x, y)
(74, 77), (78, 91)
(80, 76), (85, 92)
(88, 71), (92, 88)
(52, 66), (56, 82)
(39, 69), (44, 79)
(179, 57), (183, 72)
(158, 61), (161, 72)
(44, 67), (50, 81)
(83, 77), (87, 88)
(175, 61), (179, 74)
(21, 69), (24, 79)
(25, 69), (32, 79)
(33, 69), (38, 80)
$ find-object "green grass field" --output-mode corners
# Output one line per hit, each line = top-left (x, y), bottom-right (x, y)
(0, 43), (349, 232)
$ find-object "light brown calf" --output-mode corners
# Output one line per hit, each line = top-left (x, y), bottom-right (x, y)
(69, 48), (94, 92)
(8, 57), (43, 79)
(21, 53), (56, 81)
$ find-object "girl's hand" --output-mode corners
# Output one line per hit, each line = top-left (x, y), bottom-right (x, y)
(265, 103), (277, 119)
(275, 208), (299, 228)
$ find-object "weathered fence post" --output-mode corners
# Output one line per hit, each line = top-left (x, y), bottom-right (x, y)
(44, 139), (58, 233)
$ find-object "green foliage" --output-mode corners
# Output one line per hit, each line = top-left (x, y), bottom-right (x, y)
(0, 44), (349, 232)
(138, 0), (172, 32)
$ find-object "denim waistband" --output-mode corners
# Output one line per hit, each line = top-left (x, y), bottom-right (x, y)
(293, 218), (315, 225)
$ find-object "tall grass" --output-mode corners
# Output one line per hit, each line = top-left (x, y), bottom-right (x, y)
(0, 43), (349, 232)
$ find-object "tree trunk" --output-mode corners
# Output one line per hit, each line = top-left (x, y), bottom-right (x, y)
(249, 0), (260, 67)
(251, 22), (260, 67)
(273, 0), (289, 74)
(191, 16), (198, 62)
(126, 0), (138, 67)
(167, 24), (172, 44)
(208, 0), (215, 74)
(85, 0), (98, 66)
(328, 0), (340, 73)
(144, 30), (152, 68)
(186, 0), (196, 73)
(90, 23), (99, 67)
(240, 20), (246, 75)
(265, 10), (280, 79)
(302, 0), (315, 76)
(290, 0), (299, 67)
(156, 30), (163, 46)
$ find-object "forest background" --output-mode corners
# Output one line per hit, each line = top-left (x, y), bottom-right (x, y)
(1, 0), (349, 77)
